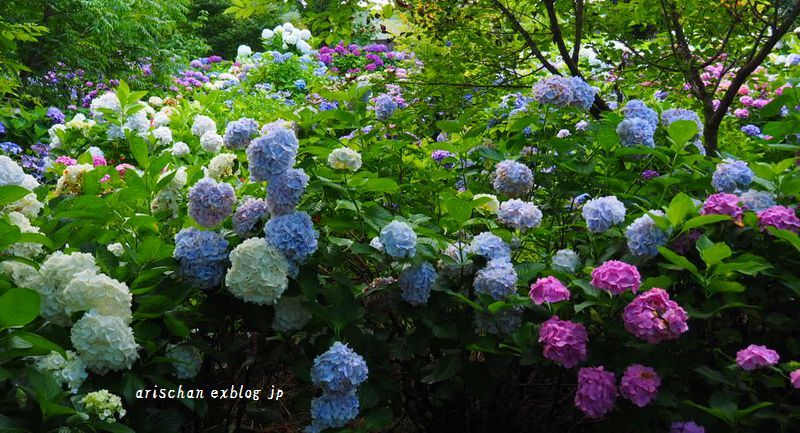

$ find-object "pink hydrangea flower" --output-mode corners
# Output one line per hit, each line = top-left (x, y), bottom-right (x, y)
(623, 288), (689, 343)
(736, 344), (779, 371)
(619, 364), (661, 407)
(115, 163), (136, 177)
(591, 260), (641, 295)
(54, 156), (77, 166)
(99, 174), (111, 183)
(671, 421), (705, 433)
(538, 316), (587, 368)
(700, 193), (742, 220)
(734, 108), (750, 118)
(757, 205), (800, 233)
(790, 369), (800, 389)
(529, 276), (571, 304)
(92, 155), (107, 167)
(574, 366), (617, 418)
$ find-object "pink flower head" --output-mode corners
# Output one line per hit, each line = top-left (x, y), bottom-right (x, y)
(54, 156), (77, 166)
(92, 155), (107, 167)
(623, 288), (689, 343)
(574, 366), (617, 418)
(538, 316), (587, 368)
(591, 260), (641, 295)
(757, 205), (800, 233)
(738, 86), (750, 95)
(752, 98), (770, 109)
(115, 163), (136, 177)
(529, 276), (571, 304)
(619, 364), (661, 407)
(671, 421), (705, 433)
(701, 193), (742, 220)
(740, 95), (754, 106)
(99, 174), (111, 183)
(790, 369), (800, 389)
(734, 108), (750, 119)
(736, 344), (779, 371)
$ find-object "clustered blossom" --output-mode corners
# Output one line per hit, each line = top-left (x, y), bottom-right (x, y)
(247, 127), (299, 181)
(591, 260), (641, 295)
(532, 76), (574, 107)
(34, 351), (88, 394)
(308, 390), (360, 433)
(399, 262), (437, 305)
(307, 342), (369, 432)
(226, 237), (290, 305)
(551, 248), (580, 273)
(582, 196), (626, 233)
(492, 160), (534, 198)
(739, 189), (776, 212)
(625, 210), (671, 257)
(373, 93), (398, 121)
(264, 211), (319, 273)
(790, 370), (800, 389)
(70, 310), (139, 374)
(224, 117), (259, 149)
(233, 198), (269, 238)
(623, 288), (689, 343)
(379, 221), (417, 259)
(192, 115), (217, 137)
(529, 276), (570, 304)
(328, 147), (362, 171)
(470, 232), (511, 261)
(701, 193), (742, 220)
(538, 316), (587, 368)
(272, 296), (312, 332)
(574, 367), (617, 418)
(671, 422), (705, 433)
(622, 100), (658, 127)
(167, 345), (203, 379)
(61, 270), (132, 322)
(80, 389), (126, 422)
(712, 159), (753, 193)
(267, 168), (309, 215)
(473, 259), (517, 300)
(617, 117), (656, 148)
(188, 178), (236, 227)
(207, 153), (238, 179)
(736, 344), (780, 371)
(619, 364), (661, 407)
(757, 205), (800, 233)
(497, 199), (542, 231)
(173, 228), (229, 289)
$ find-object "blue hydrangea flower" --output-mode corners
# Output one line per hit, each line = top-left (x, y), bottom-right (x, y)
(294, 79), (307, 90)
(306, 390), (360, 433)
(498, 199), (542, 231)
(711, 158), (753, 193)
(493, 160), (534, 198)
(552, 248), (580, 273)
(173, 228), (229, 289)
(264, 211), (318, 267)
(569, 77), (596, 110)
(617, 117), (656, 148)
(474, 259), (517, 300)
(373, 93), (398, 121)
(379, 221), (417, 259)
(233, 198), (269, 238)
(470, 232), (511, 261)
(0, 121), (5, 135)
(741, 125), (761, 137)
(46, 107), (66, 124)
(532, 76), (574, 107)
(622, 100), (658, 127)
(267, 168), (308, 215)
(582, 196), (626, 233)
(473, 305), (523, 335)
(739, 189), (776, 212)
(399, 262), (437, 305)
(625, 210), (671, 257)
(188, 178), (236, 227)
(311, 342), (369, 393)
(0, 142), (21, 155)
(246, 128), (299, 182)
(661, 108), (703, 134)
(223, 118), (259, 149)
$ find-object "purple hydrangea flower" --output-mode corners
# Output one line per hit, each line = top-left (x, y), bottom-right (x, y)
(0, 142), (21, 155)
(574, 367), (617, 418)
(474, 259), (517, 300)
(247, 128), (299, 182)
(188, 178), (236, 227)
(173, 228), (229, 289)
(399, 262), (437, 305)
(790, 369), (800, 389)
(757, 205), (800, 233)
(493, 160), (534, 198)
(736, 344), (780, 371)
(671, 422), (705, 433)
(538, 316), (587, 368)
(700, 193), (742, 220)
(641, 169), (660, 180)
(591, 260), (641, 294)
(623, 288), (689, 343)
(232, 198), (269, 238)
(529, 276), (570, 304)
(46, 107), (66, 124)
(431, 149), (455, 163)
(619, 364), (661, 407)
(741, 124), (761, 137)
(310, 342), (369, 393)
(267, 168), (308, 215)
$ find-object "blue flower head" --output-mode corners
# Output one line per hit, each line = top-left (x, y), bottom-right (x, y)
(474, 259), (517, 300)
(661, 108), (703, 134)
(626, 210), (671, 257)
(569, 77), (596, 110)
(399, 262), (437, 305)
(311, 342), (369, 393)
(493, 160), (534, 198)
(622, 100), (658, 127)
(264, 211), (318, 268)
(188, 178), (236, 227)
(294, 79), (307, 90)
(582, 196), (626, 233)
(617, 117), (656, 148)
(46, 107), (66, 124)
(223, 118), (259, 149)
(373, 93), (398, 121)
(498, 199), (543, 231)
(739, 189), (775, 212)
(173, 228), (229, 289)
(267, 168), (308, 215)
(470, 232), (511, 261)
(246, 128), (299, 182)
(711, 158), (753, 193)
(532, 76), (574, 107)
(233, 198), (269, 238)
(740, 124), (761, 137)
(306, 390), (360, 433)
(379, 221), (417, 259)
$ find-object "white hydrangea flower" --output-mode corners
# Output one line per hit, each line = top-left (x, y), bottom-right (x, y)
(33, 350), (88, 394)
(551, 248), (580, 273)
(124, 110), (150, 137)
(61, 270), (132, 322)
(171, 141), (190, 157)
(3, 211), (44, 259)
(150, 189), (181, 218)
(70, 310), (138, 374)
(296, 40), (312, 54)
(0, 155), (25, 186)
(65, 113), (96, 135)
(225, 238), (289, 305)
(473, 193), (500, 214)
(1, 261), (40, 289)
(4, 192), (43, 218)
(262, 28), (274, 39)
(272, 296), (312, 332)
(148, 96), (164, 107)
(35, 252), (99, 321)
(48, 124), (67, 148)
(157, 166), (187, 190)
(207, 153), (237, 179)
(191, 115), (217, 137)
(369, 237), (384, 251)
(151, 126), (173, 145)
(80, 389), (126, 422)
(200, 131), (224, 153)
(89, 92), (121, 118)
(166, 345), (203, 379)
(237, 45), (252, 58)
(327, 147), (362, 171)
(55, 164), (93, 196)
(107, 243), (124, 257)
(299, 29), (312, 40)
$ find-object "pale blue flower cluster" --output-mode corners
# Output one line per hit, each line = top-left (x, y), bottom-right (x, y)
(582, 196), (626, 233)
(188, 178), (236, 227)
(661, 108), (703, 134)
(232, 198), (269, 238)
(532, 76), (574, 107)
(626, 210), (670, 257)
(473, 259), (517, 300)
(223, 118), (259, 149)
(552, 248), (580, 273)
(379, 221), (417, 259)
(247, 128), (299, 182)
(307, 390), (360, 433)
(174, 228), (229, 289)
(493, 160), (534, 198)
(399, 262), (437, 305)
(267, 168), (308, 215)
(739, 189), (776, 212)
(498, 199), (542, 231)
(711, 159), (753, 193)
(622, 100), (658, 128)
(617, 117), (656, 148)
(470, 232), (511, 261)
(373, 93), (398, 121)
(569, 77), (597, 110)
(264, 211), (319, 274)
(307, 342), (368, 432)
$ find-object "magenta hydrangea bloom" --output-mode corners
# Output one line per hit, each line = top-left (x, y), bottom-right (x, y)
(574, 366), (617, 418)
(529, 276), (571, 304)
(736, 344), (780, 371)
(619, 364), (661, 407)
(757, 205), (800, 233)
(790, 369), (800, 389)
(538, 316), (588, 368)
(671, 421), (705, 433)
(591, 260), (641, 295)
(700, 193), (742, 220)
(623, 288), (688, 343)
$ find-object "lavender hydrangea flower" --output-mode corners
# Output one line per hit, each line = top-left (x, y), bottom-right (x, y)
(223, 118), (258, 149)
(790, 370), (800, 389)
(622, 100), (658, 127)
(431, 150), (455, 163)
(619, 364), (661, 407)
(399, 262), (437, 305)
(574, 367), (617, 418)
(46, 107), (66, 124)
(379, 221), (417, 259)
(247, 128), (299, 182)
(307, 390), (360, 433)
(757, 205), (800, 233)
(641, 169), (660, 180)
(497, 199), (542, 231)
(311, 342), (369, 393)
(582, 196), (626, 233)
(617, 117), (656, 148)
(569, 76), (596, 110)
(264, 211), (319, 268)
(188, 178), (236, 227)
(474, 259), (517, 300)
(267, 168), (308, 215)
(736, 344), (780, 371)
(373, 93), (398, 121)
(739, 189), (775, 212)
(741, 124), (761, 137)
(173, 228), (229, 289)
(623, 288), (689, 343)
(538, 316), (587, 368)
(552, 249), (580, 273)
(671, 422), (705, 433)
(232, 198), (269, 238)
(625, 210), (671, 257)
(591, 260), (641, 295)
(492, 160), (534, 198)
(470, 232), (510, 261)
(700, 193), (742, 220)
(532, 76), (574, 107)
(529, 276), (571, 304)
(712, 159), (753, 193)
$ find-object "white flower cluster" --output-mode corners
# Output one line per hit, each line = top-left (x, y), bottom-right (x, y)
(90, 92), (121, 119)
(152, 126), (173, 146)
(61, 270), (133, 322)
(207, 153), (238, 179)
(80, 389), (126, 422)
(171, 141), (190, 157)
(262, 22), (313, 54)
(225, 237), (290, 305)
(327, 147), (362, 171)
(0, 156), (43, 218)
(70, 310), (139, 374)
(166, 345), (203, 379)
(32, 251), (100, 322)
(150, 167), (187, 218)
(3, 212), (44, 259)
(55, 164), (94, 196)
(191, 115), (217, 138)
(33, 350), (88, 394)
